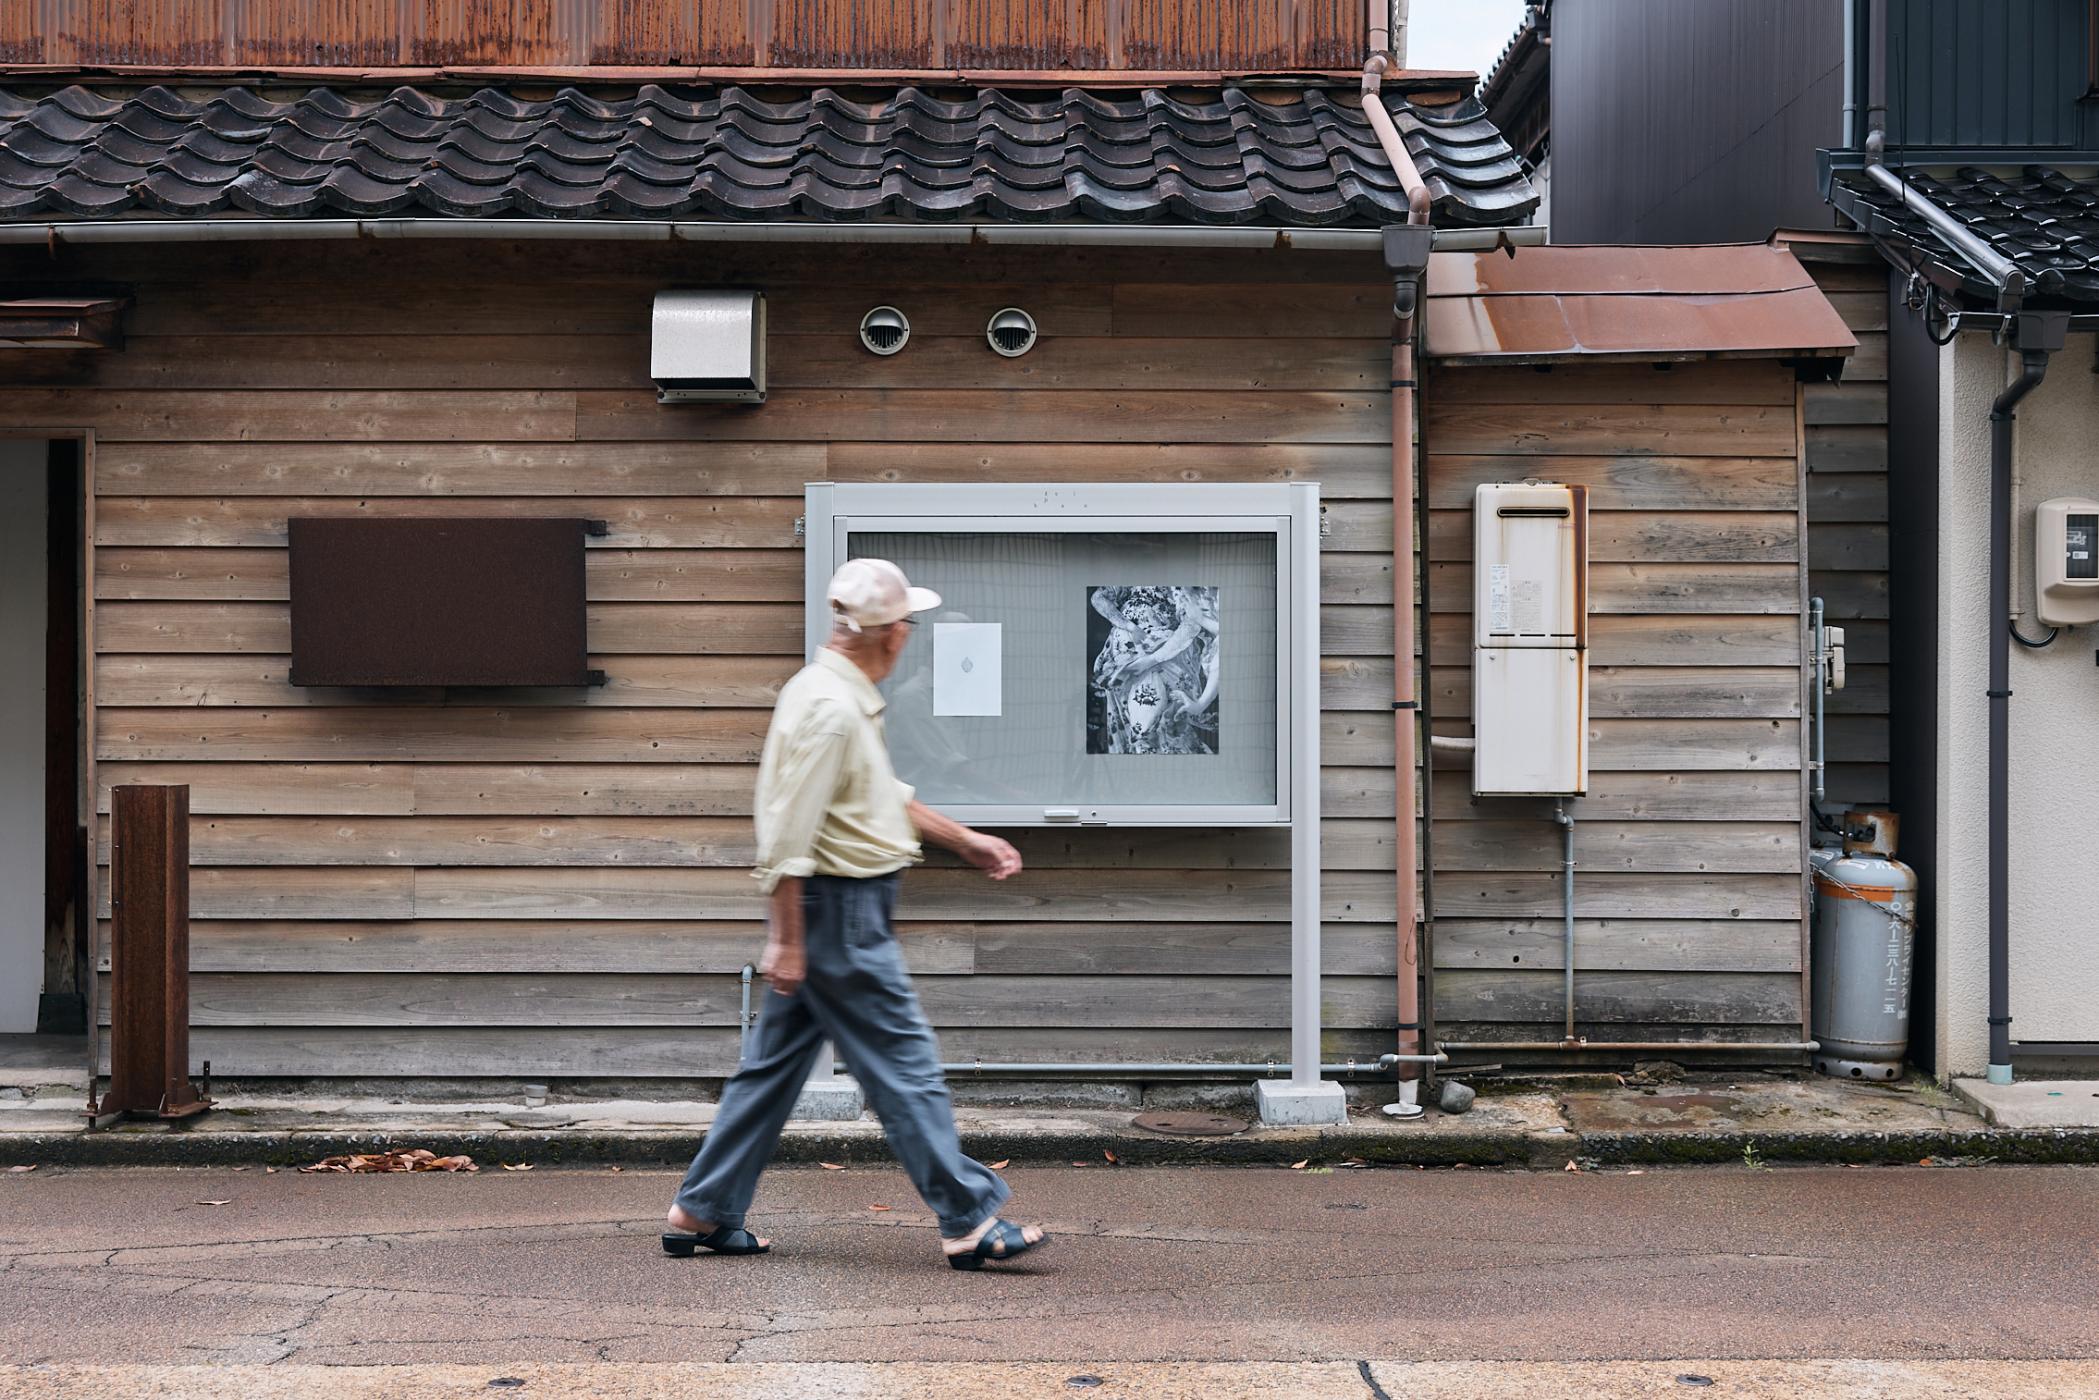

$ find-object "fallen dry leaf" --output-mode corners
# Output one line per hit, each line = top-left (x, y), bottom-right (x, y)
(868, 1203), (892, 1212)
(6, 1165), (36, 1174)
(300, 1149), (479, 1175)
(231, 1166), (249, 1173)
(501, 1163), (534, 1172)
(1288, 1159), (1310, 1170)
(819, 1162), (846, 1171)
(986, 1160), (1010, 1170)
(1069, 1161), (1090, 1168)
(263, 1167), (278, 1174)
(1564, 1161), (1582, 1172)
(196, 1199), (232, 1206)
(1103, 1149), (1119, 1165)
(609, 1165), (624, 1173)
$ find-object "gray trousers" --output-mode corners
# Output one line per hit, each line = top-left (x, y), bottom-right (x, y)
(674, 872), (1010, 1239)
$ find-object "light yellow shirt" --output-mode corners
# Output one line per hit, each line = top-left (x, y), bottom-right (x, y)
(752, 647), (921, 892)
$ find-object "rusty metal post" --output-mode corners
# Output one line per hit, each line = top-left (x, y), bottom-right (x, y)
(97, 784), (210, 1121)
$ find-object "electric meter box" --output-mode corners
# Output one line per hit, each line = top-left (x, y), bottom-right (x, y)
(2035, 495), (2099, 627)
(1472, 482), (1589, 796)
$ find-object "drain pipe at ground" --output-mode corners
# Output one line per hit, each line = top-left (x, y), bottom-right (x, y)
(1362, 39), (1435, 1120)
(1985, 322), (2064, 1084)
(1556, 801), (1576, 1044)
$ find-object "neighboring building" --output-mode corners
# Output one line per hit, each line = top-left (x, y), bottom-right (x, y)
(1478, 2), (1550, 230)
(1826, 0), (2099, 1085)
(1492, 0), (1844, 247)
(0, 1), (1858, 1098)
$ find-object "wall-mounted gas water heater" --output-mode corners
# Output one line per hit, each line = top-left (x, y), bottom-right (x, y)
(1472, 482), (1589, 796)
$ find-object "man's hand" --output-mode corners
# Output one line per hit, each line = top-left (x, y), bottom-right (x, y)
(961, 832), (1022, 880)
(758, 936), (806, 998)
(906, 800), (1022, 881)
(762, 877), (807, 997)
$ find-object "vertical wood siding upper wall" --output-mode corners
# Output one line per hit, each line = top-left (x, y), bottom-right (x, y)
(11, 0), (1367, 68)
(1888, 0), (2088, 150)
(1798, 253), (1891, 811)
(0, 240), (1808, 1078)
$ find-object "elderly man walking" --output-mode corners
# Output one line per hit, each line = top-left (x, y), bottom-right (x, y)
(664, 559), (1047, 1271)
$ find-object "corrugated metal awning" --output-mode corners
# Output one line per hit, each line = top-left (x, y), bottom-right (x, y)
(1424, 243), (1857, 365)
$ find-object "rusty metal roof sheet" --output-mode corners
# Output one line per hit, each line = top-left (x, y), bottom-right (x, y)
(1425, 243), (1857, 364)
(0, 82), (1538, 227)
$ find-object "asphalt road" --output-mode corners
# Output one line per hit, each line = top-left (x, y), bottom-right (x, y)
(2, 1163), (2096, 1393)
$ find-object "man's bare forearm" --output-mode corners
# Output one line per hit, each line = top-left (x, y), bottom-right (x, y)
(769, 877), (806, 945)
(906, 799), (975, 855)
(761, 876), (808, 995)
(908, 800), (1022, 881)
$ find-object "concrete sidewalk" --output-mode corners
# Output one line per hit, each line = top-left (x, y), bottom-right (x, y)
(7, 1053), (2096, 1169)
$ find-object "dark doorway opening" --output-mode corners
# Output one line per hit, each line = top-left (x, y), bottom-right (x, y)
(1, 438), (87, 1040)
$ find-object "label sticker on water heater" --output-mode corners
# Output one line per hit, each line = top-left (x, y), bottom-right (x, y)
(1487, 564), (1512, 633)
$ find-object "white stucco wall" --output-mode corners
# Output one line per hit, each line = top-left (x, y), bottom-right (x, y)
(0, 443), (48, 1033)
(1936, 333), (2099, 1075)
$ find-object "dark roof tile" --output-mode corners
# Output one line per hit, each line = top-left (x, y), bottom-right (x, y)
(0, 81), (1535, 228)
(1831, 163), (2099, 307)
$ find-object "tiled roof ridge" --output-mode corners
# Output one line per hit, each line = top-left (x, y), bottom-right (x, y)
(0, 79), (1536, 227)
(1829, 161), (2099, 305)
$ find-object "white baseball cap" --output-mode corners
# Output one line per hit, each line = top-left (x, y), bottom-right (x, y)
(827, 558), (941, 632)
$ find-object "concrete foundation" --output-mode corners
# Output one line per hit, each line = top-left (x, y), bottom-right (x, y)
(1254, 1078), (1348, 1126)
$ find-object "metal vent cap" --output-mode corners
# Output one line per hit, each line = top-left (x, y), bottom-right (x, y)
(987, 307), (1037, 357)
(860, 305), (910, 356)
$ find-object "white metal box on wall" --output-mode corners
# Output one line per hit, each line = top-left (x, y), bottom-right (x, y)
(1472, 481), (1588, 796)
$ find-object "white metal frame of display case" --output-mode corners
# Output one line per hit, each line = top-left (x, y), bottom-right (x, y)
(800, 481), (1343, 1124)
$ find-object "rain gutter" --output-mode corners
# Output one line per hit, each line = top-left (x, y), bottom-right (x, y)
(1363, 30), (1434, 1118)
(0, 217), (1546, 251)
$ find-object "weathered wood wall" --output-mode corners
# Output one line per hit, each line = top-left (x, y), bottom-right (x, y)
(5, 0), (1370, 71)
(1420, 359), (1811, 1048)
(0, 238), (1810, 1076)
(1795, 245), (1891, 812)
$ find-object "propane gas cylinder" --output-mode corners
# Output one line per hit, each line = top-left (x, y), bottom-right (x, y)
(1811, 811), (1918, 1081)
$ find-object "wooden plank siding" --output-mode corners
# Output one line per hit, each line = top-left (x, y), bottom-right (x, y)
(3, 238), (1812, 1077)
(1796, 251), (1892, 810)
(1419, 355), (1810, 1049)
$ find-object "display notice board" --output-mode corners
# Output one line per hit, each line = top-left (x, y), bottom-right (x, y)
(804, 484), (1319, 827)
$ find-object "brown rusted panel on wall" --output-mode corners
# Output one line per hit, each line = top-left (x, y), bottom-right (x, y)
(405, 0), (586, 65)
(765, 0), (938, 69)
(14, 0), (1367, 68)
(1119, 0), (1357, 71)
(946, 0), (1107, 71)
(588, 0), (756, 66)
(47, 0), (230, 65)
(288, 518), (595, 688)
(233, 0), (402, 66)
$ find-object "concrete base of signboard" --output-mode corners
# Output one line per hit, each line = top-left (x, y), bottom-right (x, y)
(792, 1076), (865, 1122)
(1254, 1078), (1348, 1126)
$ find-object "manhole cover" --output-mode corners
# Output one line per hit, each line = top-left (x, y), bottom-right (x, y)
(1132, 1111), (1248, 1137)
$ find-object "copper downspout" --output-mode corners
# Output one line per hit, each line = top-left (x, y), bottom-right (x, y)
(1363, 36), (1434, 1110)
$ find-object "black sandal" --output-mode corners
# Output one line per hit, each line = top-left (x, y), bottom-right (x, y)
(946, 1219), (1045, 1271)
(662, 1225), (770, 1258)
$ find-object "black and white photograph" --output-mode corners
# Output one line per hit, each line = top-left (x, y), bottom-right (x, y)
(1085, 585), (1220, 755)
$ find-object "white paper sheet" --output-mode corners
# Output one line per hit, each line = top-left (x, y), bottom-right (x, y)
(932, 622), (1002, 716)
